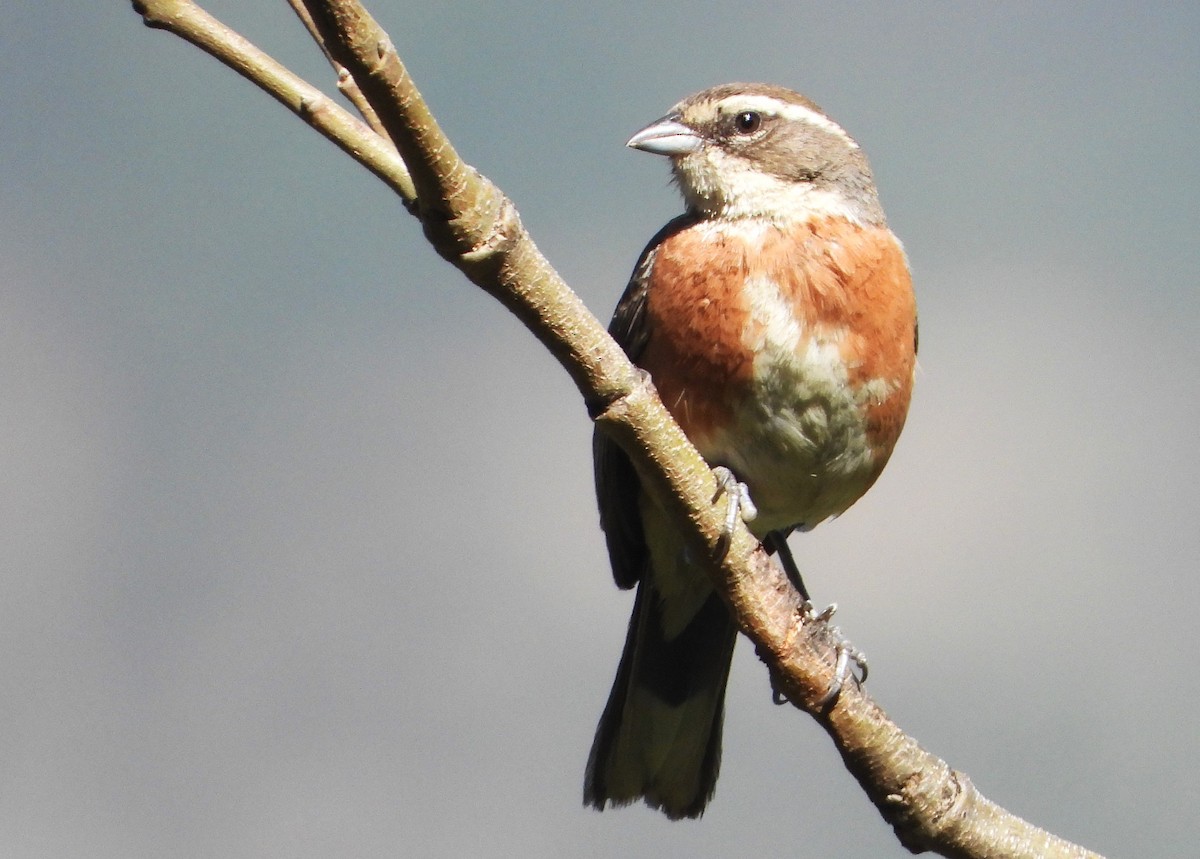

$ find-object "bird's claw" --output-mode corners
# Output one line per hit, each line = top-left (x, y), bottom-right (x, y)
(711, 466), (757, 549)
(771, 601), (869, 709)
(709, 471), (866, 708)
(809, 602), (868, 708)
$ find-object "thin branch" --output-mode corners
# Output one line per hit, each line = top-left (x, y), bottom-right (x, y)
(284, 0), (391, 144)
(130, 2), (1106, 857)
(285, 2), (642, 407)
(130, 0), (414, 204)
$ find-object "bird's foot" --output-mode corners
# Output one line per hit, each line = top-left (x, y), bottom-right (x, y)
(772, 602), (868, 710)
(808, 602), (868, 708)
(711, 466), (757, 554)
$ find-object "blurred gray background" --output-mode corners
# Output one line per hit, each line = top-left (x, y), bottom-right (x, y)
(3, 2), (1197, 856)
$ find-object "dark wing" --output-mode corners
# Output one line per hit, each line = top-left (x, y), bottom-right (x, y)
(594, 214), (697, 589)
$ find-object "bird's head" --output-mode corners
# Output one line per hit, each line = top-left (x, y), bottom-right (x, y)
(628, 83), (885, 225)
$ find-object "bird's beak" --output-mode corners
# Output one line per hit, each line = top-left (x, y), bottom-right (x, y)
(626, 115), (702, 156)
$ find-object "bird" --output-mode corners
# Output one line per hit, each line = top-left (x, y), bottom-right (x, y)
(584, 83), (918, 820)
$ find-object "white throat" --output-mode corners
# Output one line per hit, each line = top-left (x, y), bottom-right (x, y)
(674, 148), (864, 224)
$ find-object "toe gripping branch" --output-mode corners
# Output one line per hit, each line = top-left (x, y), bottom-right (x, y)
(711, 465), (757, 555)
(709, 466), (867, 710)
(763, 530), (869, 711)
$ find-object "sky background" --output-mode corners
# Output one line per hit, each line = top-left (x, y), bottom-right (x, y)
(3, 2), (1198, 857)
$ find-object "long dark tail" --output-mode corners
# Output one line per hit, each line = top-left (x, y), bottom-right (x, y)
(584, 579), (738, 819)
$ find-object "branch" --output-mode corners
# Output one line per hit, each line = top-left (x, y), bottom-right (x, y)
(130, 0), (415, 205)
(130, 2), (1105, 857)
(284, 0), (392, 144)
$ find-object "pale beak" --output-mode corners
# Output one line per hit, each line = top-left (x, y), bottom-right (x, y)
(626, 116), (702, 156)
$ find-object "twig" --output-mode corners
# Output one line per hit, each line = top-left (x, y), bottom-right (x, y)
(131, 0), (414, 204)
(284, 0), (392, 144)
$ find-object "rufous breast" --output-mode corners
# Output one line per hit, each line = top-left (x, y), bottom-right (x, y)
(639, 215), (917, 531)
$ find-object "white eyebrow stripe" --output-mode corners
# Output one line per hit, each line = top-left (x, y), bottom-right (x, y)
(718, 94), (859, 149)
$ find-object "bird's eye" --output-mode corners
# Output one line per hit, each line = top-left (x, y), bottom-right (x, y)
(733, 111), (762, 134)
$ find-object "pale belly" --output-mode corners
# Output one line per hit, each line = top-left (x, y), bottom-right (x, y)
(692, 339), (888, 535)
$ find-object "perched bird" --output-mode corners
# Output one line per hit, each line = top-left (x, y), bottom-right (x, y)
(585, 83), (918, 819)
